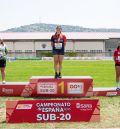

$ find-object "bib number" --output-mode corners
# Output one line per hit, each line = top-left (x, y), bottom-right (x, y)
(117, 56), (120, 61)
(0, 52), (3, 58)
(55, 43), (62, 49)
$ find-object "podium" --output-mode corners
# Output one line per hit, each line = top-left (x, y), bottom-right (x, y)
(0, 76), (93, 97)
(0, 77), (120, 97)
(3, 76), (101, 123)
(4, 76), (120, 123)
(29, 76), (93, 97)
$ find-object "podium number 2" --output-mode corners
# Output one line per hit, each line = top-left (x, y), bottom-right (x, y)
(58, 81), (64, 94)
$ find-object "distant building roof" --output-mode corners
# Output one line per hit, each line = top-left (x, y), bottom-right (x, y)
(0, 32), (120, 40)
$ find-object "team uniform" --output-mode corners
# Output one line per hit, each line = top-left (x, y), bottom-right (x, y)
(114, 50), (120, 66)
(114, 49), (120, 90)
(0, 44), (8, 67)
(51, 34), (67, 55)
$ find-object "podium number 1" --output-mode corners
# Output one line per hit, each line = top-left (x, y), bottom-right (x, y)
(58, 81), (64, 94)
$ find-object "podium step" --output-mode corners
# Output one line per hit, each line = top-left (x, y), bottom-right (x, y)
(0, 82), (29, 96)
(29, 76), (93, 97)
(0, 76), (93, 97)
(93, 87), (120, 96)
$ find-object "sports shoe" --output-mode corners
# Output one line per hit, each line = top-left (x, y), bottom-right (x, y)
(58, 72), (62, 78)
(116, 87), (120, 91)
(54, 73), (58, 79)
(2, 81), (6, 84)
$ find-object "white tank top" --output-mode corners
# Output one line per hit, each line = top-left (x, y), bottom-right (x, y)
(0, 44), (7, 58)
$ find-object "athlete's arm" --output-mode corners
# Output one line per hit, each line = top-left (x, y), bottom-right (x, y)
(114, 51), (117, 62)
(51, 35), (54, 47)
(5, 47), (8, 55)
(51, 42), (54, 47)
(64, 42), (67, 47)
(63, 35), (67, 47)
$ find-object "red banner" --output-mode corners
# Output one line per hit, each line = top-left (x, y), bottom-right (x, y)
(6, 99), (100, 123)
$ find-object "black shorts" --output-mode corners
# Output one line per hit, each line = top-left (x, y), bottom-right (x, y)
(0, 59), (6, 67)
(52, 49), (64, 55)
(115, 63), (120, 66)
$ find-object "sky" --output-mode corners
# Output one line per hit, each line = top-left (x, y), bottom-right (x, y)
(0, 0), (120, 31)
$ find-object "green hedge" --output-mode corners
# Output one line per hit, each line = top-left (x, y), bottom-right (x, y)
(16, 57), (42, 60)
(36, 50), (52, 57)
(36, 50), (80, 57)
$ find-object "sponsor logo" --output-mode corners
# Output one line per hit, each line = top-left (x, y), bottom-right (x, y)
(2, 88), (13, 94)
(16, 104), (32, 109)
(107, 92), (117, 96)
(67, 82), (84, 94)
(41, 44), (47, 48)
(76, 103), (92, 110)
(37, 82), (57, 94)
(76, 103), (81, 108)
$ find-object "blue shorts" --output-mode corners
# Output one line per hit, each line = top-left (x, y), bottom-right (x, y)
(52, 49), (64, 55)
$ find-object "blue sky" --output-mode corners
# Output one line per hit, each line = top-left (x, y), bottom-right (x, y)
(0, 0), (120, 31)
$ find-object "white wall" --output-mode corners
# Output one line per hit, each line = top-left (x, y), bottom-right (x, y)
(14, 42), (34, 52)
(65, 41), (74, 51)
(4, 42), (14, 51)
(5, 40), (104, 52)
(74, 41), (104, 51)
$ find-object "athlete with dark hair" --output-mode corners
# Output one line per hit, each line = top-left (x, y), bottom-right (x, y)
(114, 43), (120, 90)
(0, 39), (8, 84)
(51, 26), (67, 78)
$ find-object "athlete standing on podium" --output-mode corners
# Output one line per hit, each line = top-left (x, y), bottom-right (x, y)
(0, 39), (8, 84)
(51, 26), (67, 78)
(114, 43), (120, 90)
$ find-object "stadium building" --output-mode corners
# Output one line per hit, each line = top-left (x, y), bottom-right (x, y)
(0, 32), (120, 57)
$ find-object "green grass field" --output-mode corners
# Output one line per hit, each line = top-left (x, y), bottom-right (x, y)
(0, 60), (120, 129)
(6, 60), (116, 87)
